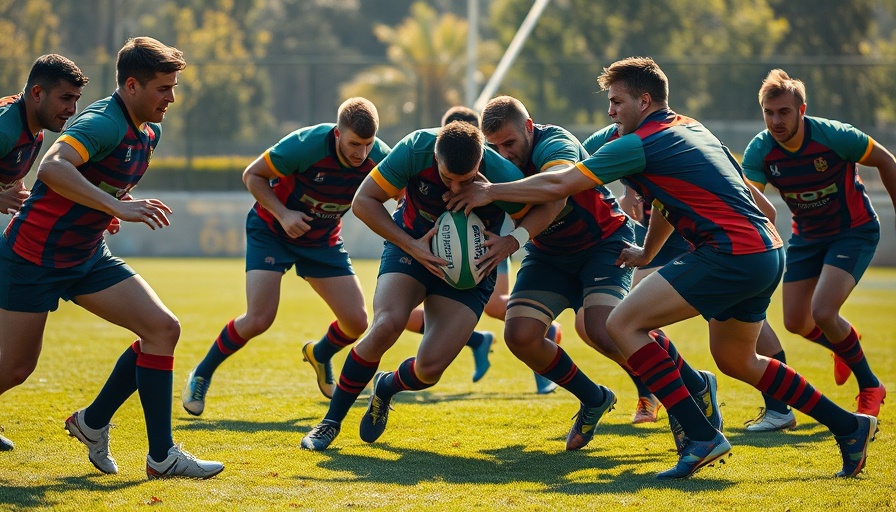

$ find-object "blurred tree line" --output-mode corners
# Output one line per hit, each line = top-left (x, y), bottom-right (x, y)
(2, 0), (895, 170)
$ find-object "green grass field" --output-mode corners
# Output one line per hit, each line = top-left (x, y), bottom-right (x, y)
(1, 258), (894, 511)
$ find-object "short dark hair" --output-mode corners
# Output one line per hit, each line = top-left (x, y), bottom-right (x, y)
(337, 97), (379, 139)
(441, 106), (480, 129)
(26, 54), (89, 91)
(597, 56), (669, 104)
(116, 36), (186, 87)
(435, 121), (484, 175)
(480, 95), (529, 136)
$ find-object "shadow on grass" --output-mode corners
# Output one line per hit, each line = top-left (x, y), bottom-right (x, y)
(296, 442), (737, 494)
(0, 475), (141, 509)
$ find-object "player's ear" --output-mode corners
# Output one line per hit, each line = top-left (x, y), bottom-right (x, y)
(28, 84), (43, 103)
(334, 127), (341, 140)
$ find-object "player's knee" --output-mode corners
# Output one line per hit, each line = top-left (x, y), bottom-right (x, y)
(370, 313), (406, 340)
(503, 321), (540, 352)
(782, 314), (811, 336)
(810, 304), (839, 330)
(240, 313), (275, 337)
(2, 363), (37, 391)
(411, 359), (444, 383)
(339, 314), (368, 339)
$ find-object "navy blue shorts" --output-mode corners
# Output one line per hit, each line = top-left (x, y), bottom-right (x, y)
(509, 222), (635, 321)
(378, 241), (495, 317)
(783, 220), (879, 284)
(245, 210), (354, 278)
(658, 246), (785, 322)
(0, 238), (135, 313)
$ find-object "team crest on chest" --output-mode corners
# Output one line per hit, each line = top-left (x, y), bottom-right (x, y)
(769, 164), (781, 177)
(314, 172), (325, 183)
(813, 157), (828, 172)
(15, 150), (23, 164)
(418, 181), (430, 195)
(124, 146), (133, 163)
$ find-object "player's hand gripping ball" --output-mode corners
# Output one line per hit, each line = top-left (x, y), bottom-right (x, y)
(431, 210), (488, 289)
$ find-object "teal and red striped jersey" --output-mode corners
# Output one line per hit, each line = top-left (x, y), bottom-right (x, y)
(742, 116), (876, 239)
(0, 95), (43, 187)
(523, 124), (627, 254)
(577, 109), (781, 255)
(254, 123), (391, 247)
(370, 128), (527, 238)
(5, 92), (158, 267)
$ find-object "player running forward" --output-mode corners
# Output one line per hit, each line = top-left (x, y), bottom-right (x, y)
(448, 57), (876, 480)
(181, 98), (390, 413)
(743, 69), (894, 422)
(0, 54), (88, 451)
(479, 95), (718, 445)
(1, 37), (222, 478)
(301, 121), (611, 451)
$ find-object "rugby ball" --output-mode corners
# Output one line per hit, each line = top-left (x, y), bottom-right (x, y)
(431, 210), (488, 289)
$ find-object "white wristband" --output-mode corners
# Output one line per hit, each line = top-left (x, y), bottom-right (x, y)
(509, 226), (529, 250)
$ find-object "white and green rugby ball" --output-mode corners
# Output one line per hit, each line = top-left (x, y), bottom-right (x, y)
(431, 210), (488, 290)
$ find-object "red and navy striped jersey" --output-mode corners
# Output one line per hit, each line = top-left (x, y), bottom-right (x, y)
(523, 124), (627, 254)
(742, 116), (876, 239)
(370, 128), (527, 238)
(253, 123), (391, 247)
(577, 109), (781, 255)
(5, 92), (158, 267)
(0, 95), (43, 187)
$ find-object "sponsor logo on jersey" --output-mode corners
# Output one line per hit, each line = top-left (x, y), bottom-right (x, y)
(399, 256), (413, 266)
(782, 183), (838, 206)
(813, 157), (828, 172)
(300, 193), (350, 214)
(124, 146), (132, 163)
(15, 150), (23, 164)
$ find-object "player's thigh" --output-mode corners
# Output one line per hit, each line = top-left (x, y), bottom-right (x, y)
(608, 271), (697, 352)
(416, 294), (479, 373)
(811, 264), (858, 317)
(0, 309), (48, 381)
(307, 274), (368, 331)
(781, 278), (818, 332)
(74, 274), (179, 347)
(245, 269), (284, 321)
(708, 317), (765, 384)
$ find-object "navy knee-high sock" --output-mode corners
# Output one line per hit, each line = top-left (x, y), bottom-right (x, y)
(84, 341), (140, 429)
(136, 351), (175, 462)
(323, 348), (379, 424)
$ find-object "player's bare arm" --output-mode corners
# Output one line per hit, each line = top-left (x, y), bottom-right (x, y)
(860, 142), (896, 220)
(352, 175), (446, 277)
(0, 180), (29, 215)
(617, 204), (675, 268)
(242, 155), (312, 238)
(37, 141), (171, 229)
(447, 165), (590, 214)
(618, 185), (644, 222)
(746, 180), (777, 223)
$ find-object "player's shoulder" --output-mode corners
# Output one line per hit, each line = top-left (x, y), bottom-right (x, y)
(805, 115), (865, 139)
(582, 124), (619, 154)
(63, 96), (128, 142)
(396, 127), (439, 151)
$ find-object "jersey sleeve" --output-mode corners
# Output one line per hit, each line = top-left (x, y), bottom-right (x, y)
(812, 118), (871, 163)
(574, 134), (647, 185)
(266, 125), (331, 178)
(57, 112), (123, 162)
(369, 134), (417, 197)
(532, 128), (584, 171)
(741, 134), (770, 186)
(581, 124), (617, 154)
(481, 148), (527, 216)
